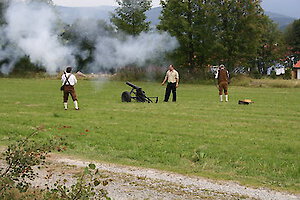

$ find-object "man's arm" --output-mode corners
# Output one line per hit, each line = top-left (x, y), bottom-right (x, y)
(176, 72), (179, 88)
(215, 70), (219, 79)
(73, 74), (78, 85)
(61, 74), (65, 85)
(161, 73), (168, 85)
(227, 70), (230, 84)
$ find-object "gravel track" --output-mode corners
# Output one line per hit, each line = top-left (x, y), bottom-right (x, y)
(36, 155), (299, 200)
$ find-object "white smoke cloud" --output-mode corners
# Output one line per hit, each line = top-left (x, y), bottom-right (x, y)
(3, 1), (75, 74)
(0, 0), (178, 75)
(92, 32), (178, 70)
(0, 29), (24, 74)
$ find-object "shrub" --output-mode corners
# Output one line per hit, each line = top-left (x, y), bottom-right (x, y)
(0, 131), (59, 196)
(11, 56), (46, 76)
(0, 132), (110, 200)
(113, 65), (216, 84)
(230, 74), (252, 87)
(283, 68), (292, 80)
(270, 71), (277, 79)
(250, 70), (262, 79)
(45, 164), (111, 200)
(113, 66), (165, 82)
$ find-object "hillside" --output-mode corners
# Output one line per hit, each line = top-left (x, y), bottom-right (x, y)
(56, 6), (295, 30)
(265, 11), (295, 30)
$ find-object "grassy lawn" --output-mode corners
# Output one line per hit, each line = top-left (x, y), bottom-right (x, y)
(0, 78), (299, 192)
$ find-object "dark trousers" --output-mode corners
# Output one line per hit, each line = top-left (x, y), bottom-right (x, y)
(164, 83), (177, 102)
(63, 85), (78, 103)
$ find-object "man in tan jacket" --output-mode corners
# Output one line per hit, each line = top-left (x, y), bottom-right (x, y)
(162, 65), (179, 102)
(215, 65), (230, 102)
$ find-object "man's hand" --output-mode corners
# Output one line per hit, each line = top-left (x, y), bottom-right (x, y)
(161, 82), (165, 86)
(176, 83), (179, 88)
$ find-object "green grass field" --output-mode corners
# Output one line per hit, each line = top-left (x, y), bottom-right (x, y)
(0, 78), (299, 192)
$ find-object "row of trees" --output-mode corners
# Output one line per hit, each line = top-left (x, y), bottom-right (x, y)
(0, 0), (300, 76)
(285, 19), (300, 55)
(111, 0), (289, 73)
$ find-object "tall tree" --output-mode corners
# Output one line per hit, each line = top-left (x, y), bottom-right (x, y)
(215, 0), (266, 70)
(159, 0), (272, 72)
(258, 16), (286, 73)
(158, 0), (218, 70)
(285, 19), (300, 57)
(111, 0), (152, 36)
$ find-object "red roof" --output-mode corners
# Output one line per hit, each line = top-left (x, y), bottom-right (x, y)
(294, 61), (300, 68)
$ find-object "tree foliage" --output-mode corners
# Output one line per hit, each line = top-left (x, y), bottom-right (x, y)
(158, 0), (282, 72)
(215, 0), (265, 69)
(285, 19), (300, 56)
(257, 16), (286, 73)
(111, 0), (152, 35)
(0, 0), (8, 25)
(60, 20), (115, 72)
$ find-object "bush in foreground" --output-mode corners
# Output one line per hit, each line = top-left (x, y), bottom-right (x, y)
(0, 132), (110, 200)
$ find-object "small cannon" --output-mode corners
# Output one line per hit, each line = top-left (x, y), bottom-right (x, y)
(121, 82), (159, 103)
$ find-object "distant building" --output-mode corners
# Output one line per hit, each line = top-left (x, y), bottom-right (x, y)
(293, 61), (300, 79)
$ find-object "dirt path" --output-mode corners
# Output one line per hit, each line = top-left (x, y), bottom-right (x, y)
(30, 154), (300, 200)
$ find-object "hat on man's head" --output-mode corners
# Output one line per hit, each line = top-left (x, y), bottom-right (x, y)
(66, 66), (72, 73)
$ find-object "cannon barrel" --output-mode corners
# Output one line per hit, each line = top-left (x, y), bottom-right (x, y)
(126, 82), (141, 90)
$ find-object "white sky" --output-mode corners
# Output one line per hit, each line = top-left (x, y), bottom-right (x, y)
(52, 0), (161, 7)
(52, 0), (300, 18)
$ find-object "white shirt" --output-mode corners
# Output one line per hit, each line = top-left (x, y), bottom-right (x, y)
(61, 73), (77, 86)
(165, 70), (179, 83)
(215, 69), (229, 79)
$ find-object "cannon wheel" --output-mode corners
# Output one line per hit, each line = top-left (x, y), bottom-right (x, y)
(121, 91), (131, 102)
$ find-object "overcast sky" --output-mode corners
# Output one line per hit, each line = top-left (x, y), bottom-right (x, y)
(52, 0), (161, 7)
(52, 0), (300, 18)
(261, 0), (300, 18)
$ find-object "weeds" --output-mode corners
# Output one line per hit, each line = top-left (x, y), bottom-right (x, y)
(0, 131), (58, 195)
(231, 75), (300, 88)
(45, 163), (111, 200)
(0, 132), (110, 199)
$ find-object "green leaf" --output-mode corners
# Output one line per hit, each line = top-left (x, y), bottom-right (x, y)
(88, 163), (96, 170)
(94, 180), (101, 186)
(84, 167), (90, 175)
(200, 152), (206, 159)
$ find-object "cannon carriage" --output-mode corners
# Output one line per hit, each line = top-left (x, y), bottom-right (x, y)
(121, 82), (159, 103)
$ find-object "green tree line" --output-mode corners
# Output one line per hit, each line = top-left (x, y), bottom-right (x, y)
(0, 0), (299, 77)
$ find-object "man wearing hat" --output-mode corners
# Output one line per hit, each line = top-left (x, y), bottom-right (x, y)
(61, 66), (79, 110)
(215, 65), (230, 102)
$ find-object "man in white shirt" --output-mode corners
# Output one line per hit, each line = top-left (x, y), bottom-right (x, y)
(61, 66), (79, 110)
(161, 65), (179, 102)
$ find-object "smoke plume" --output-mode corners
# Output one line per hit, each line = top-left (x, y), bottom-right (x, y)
(1, 1), (75, 74)
(92, 32), (178, 71)
(0, 0), (178, 74)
